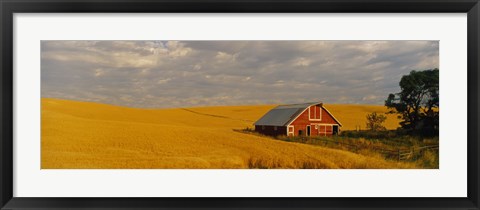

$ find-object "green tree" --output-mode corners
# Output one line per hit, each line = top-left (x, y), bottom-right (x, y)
(385, 69), (439, 134)
(366, 112), (387, 131)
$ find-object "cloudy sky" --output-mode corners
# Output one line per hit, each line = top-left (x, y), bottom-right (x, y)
(41, 40), (438, 108)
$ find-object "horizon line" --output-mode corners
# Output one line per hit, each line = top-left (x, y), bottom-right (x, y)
(41, 97), (387, 110)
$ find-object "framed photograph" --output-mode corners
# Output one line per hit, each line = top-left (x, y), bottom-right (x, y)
(1, 0), (479, 209)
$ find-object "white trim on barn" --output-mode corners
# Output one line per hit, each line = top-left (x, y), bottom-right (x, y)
(319, 106), (322, 120)
(310, 123), (339, 136)
(287, 125), (294, 136)
(310, 123), (340, 126)
(319, 124), (332, 136)
(308, 105), (322, 121)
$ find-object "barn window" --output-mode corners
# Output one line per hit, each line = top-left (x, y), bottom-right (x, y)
(309, 105), (322, 120)
(274, 126), (277, 131)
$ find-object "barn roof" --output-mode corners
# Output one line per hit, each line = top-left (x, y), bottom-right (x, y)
(254, 102), (321, 126)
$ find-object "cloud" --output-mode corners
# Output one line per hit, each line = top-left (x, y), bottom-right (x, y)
(157, 78), (171, 84)
(215, 51), (238, 63)
(94, 68), (105, 77)
(293, 57), (311, 67)
(362, 94), (379, 102)
(41, 40), (439, 108)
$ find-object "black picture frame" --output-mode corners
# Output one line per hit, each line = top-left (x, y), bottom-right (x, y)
(1, 0), (479, 209)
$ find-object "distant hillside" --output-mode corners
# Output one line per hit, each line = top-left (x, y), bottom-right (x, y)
(41, 98), (407, 169)
(189, 103), (401, 131)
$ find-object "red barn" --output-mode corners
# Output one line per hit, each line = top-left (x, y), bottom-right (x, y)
(254, 102), (342, 137)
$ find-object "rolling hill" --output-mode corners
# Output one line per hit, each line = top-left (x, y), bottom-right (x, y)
(41, 98), (408, 169)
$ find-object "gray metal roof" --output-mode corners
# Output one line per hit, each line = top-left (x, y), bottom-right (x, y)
(254, 102), (321, 126)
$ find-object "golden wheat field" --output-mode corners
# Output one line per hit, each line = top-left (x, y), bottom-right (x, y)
(41, 98), (410, 169)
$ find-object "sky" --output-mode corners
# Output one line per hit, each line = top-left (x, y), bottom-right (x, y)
(41, 40), (439, 108)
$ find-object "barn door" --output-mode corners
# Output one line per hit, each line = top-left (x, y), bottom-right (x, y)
(333, 125), (339, 135)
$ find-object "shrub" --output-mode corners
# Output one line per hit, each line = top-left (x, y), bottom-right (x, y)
(366, 112), (387, 131)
